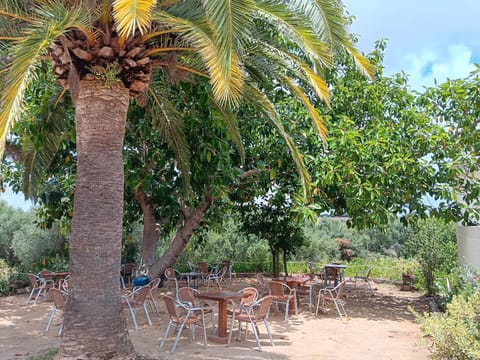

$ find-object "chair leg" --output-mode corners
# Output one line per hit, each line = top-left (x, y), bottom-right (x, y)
(149, 297), (159, 316)
(315, 294), (322, 316)
(334, 300), (347, 318)
(45, 307), (57, 332)
(143, 304), (152, 326)
(200, 313), (207, 348)
(263, 319), (274, 346)
(58, 320), (64, 336)
(34, 288), (44, 305)
(248, 320), (262, 352)
(159, 321), (172, 349)
(24, 287), (36, 304)
(171, 320), (187, 353)
(128, 306), (138, 330)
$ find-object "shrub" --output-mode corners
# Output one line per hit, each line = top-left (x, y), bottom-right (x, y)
(0, 279), (12, 296)
(405, 218), (457, 295)
(417, 287), (480, 359)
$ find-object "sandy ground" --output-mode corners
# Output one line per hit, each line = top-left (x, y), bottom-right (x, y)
(0, 278), (432, 360)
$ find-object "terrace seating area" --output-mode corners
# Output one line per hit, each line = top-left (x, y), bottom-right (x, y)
(5, 271), (431, 359)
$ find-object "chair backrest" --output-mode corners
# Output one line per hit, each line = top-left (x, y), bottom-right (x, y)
(163, 295), (181, 322)
(49, 288), (67, 310)
(28, 273), (41, 288)
(324, 266), (339, 280)
(164, 268), (177, 280)
(240, 287), (258, 305)
(148, 277), (161, 290)
(253, 295), (273, 321)
(61, 275), (70, 293)
(335, 281), (347, 300)
(216, 265), (228, 279)
(123, 263), (136, 276)
(198, 262), (209, 275)
(39, 270), (53, 279)
(177, 287), (197, 307)
(268, 281), (286, 297)
(129, 285), (150, 307)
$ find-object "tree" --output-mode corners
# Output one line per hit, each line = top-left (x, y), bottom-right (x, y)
(0, 2), (370, 358)
(405, 218), (457, 295)
(418, 67), (480, 225)
(239, 201), (307, 276)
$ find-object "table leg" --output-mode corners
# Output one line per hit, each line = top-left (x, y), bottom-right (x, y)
(205, 298), (229, 344)
(217, 299), (228, 337)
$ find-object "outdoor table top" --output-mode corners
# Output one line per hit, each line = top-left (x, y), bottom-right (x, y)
(324, 264), (347, 269)
(196, 291), (246, 301)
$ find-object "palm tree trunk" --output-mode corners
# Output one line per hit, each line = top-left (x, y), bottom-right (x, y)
(58, 80), (136, 359)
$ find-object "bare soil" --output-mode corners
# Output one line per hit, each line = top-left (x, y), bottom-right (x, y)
(0, 278), (432, 359)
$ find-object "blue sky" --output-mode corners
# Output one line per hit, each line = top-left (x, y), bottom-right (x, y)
(343, 0), (479, 90)
(2, 1), (479, 211)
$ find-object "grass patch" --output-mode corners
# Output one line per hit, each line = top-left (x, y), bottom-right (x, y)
(28, 348), (58, 360)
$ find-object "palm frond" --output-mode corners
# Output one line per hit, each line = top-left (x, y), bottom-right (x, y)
(244, 84), (311, 199)
(287, 0), (375, 79)
(0, 2), (91, 157)
(148, 86), (191, 192)
(203, 0), (251, 105)
(254, 1), (333, 68)
(152, 9), (244, 108)
(343, 43), (376, 80)
(112, 0), (158, 41)
(252, 39), (330, 104)
(281, 75), (327, 141)
(209, 97), (245, 164)
(21, 91), (71, 198)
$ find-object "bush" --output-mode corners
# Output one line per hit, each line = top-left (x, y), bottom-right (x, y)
(405, 218), (457, 295)
(0, 279), (12, 296)
(417, 287), (480, 359)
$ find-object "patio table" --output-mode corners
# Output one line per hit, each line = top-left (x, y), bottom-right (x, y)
(272, 275), (311, 314)
(179, 271), (202, 289)
(196, 291), (249, 343)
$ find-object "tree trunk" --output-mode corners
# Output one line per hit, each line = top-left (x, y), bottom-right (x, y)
(270, 245), (280, 277)
(135, 189), (162, 272)
(283, 250), (289, 276)
(149, 193), (212, 278)
(58, 81), (136, 359)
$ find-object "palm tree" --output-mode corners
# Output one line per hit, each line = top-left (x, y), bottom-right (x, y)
(0, 1), (373, 358)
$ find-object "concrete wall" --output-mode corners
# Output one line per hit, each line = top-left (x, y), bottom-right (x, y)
(456, 225), (480, 271)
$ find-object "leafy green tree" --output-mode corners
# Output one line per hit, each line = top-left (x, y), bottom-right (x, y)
(0, 200), (27, 265)
(239, 201), (307, 276)
(11, 221), (66, 269)
(405, 218), (457, 295)
(418, 67), (480, 225)
(0, 2), (370, 357)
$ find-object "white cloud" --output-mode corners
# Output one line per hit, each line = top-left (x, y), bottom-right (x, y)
(401, 44), (476, 90)
(343, 0), (480, 90)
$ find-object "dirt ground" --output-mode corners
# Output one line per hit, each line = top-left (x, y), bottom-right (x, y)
(0, 278), (432, 360)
